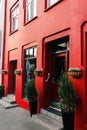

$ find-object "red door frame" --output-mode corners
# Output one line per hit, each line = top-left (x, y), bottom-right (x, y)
(43, 29), (70, 107)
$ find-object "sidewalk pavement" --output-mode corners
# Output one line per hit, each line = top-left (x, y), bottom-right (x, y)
(0, 105), (52, 130)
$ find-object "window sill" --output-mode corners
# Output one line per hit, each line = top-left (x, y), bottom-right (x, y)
(9, 29), (18, 36)
(44, 0), (63, 12)
(24, 16), (38, 26)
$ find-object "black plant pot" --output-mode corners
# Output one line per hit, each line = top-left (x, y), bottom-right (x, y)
(0, 89), (4, 98)
(62, 111), (74, 130)
(29, 100), (37, 117)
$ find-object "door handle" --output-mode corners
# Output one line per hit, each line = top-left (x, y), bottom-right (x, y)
(45, 73), (50, 82)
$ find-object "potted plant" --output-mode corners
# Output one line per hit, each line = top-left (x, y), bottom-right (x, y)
(0, 85), (4, 98)
(58, 72), (78, 130)
(24, 78), (38, 117)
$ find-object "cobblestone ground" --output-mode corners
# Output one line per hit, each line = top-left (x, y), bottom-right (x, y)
(0, 106), (51, 130)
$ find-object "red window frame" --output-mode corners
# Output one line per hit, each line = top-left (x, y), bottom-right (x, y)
(10, 0), (19, 34)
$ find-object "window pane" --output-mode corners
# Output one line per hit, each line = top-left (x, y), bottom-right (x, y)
(26, 49), (29, 55)
(15, 17), (18, 29)
(26, 0), (36, 22)
(25, 58), (36, 81)
(34, 47), (37, 57)
(50, 0), (58, 5)
(29, 48), (33, 56)
(23, 47), (37, 98)
(11, 5), (19, 32)
(34, 0), (36, 17)
(17, 6), (19, 14)
(47, 0), (58, 7)
(24, 47), (37, 80)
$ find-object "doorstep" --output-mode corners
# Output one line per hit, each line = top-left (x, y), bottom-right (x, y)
(32, 107), (63, 130)
(0, 94), (18, 109)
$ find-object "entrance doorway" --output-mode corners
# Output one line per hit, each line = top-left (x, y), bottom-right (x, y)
(51, 53), (66, 102)
(9, 60), (17, 94)
(50, 52), (69, 110)
(44, 36), (69, 108)
(46, 36), (69, 109)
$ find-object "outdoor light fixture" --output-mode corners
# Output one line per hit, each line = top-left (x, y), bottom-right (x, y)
(68, 67), (82, 78)
(34, 69), (42, 76)
(14, 69), (21, 75)
(2, 70), (7, 74)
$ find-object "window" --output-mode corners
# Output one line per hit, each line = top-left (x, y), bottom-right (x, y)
(24, 47), (37, 82)
(47, 0), (60, 8)
(11, 3), (19, 32)
(23, 46), (37, 97)
(26, 0), (37, 22)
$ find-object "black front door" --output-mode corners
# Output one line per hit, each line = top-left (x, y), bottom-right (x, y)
(9, 60), (17, 94)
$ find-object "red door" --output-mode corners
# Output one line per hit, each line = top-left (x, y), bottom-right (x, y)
(51, 53), (66, 102)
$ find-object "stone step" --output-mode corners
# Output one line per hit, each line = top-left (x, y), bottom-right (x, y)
(2, 97), (16, 104)
(32, 107), (63, 130)
(50, 101), (61, 111)
(7, 94), (15, 100)
(41, 108), (62, 123)
(0, 99), (18, 109)
(0, 94), (18, 109)
(32, 113), (63, 130)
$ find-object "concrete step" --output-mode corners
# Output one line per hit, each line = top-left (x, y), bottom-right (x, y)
(32, 113), (63, 130)
(2, 97), (16, 104)
(41, 108), (62, 123)
(0, 99), (18, 109)
(50, 101), (61, 111)
(0, 94), (18, 109)
(32, 107), (63, 130)
(7, 94), (15, 100)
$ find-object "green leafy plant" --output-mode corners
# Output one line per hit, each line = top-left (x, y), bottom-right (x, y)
(24, 78), (37, 101)
(58, 72), (78, 112)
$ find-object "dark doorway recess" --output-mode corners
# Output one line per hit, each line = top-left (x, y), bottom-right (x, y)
(9, 60), (17, 94)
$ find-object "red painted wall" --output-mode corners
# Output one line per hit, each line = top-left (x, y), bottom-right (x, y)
(3, 0), (87, 130)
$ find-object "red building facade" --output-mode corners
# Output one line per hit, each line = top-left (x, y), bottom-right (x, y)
(3, 0), (87, 130)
